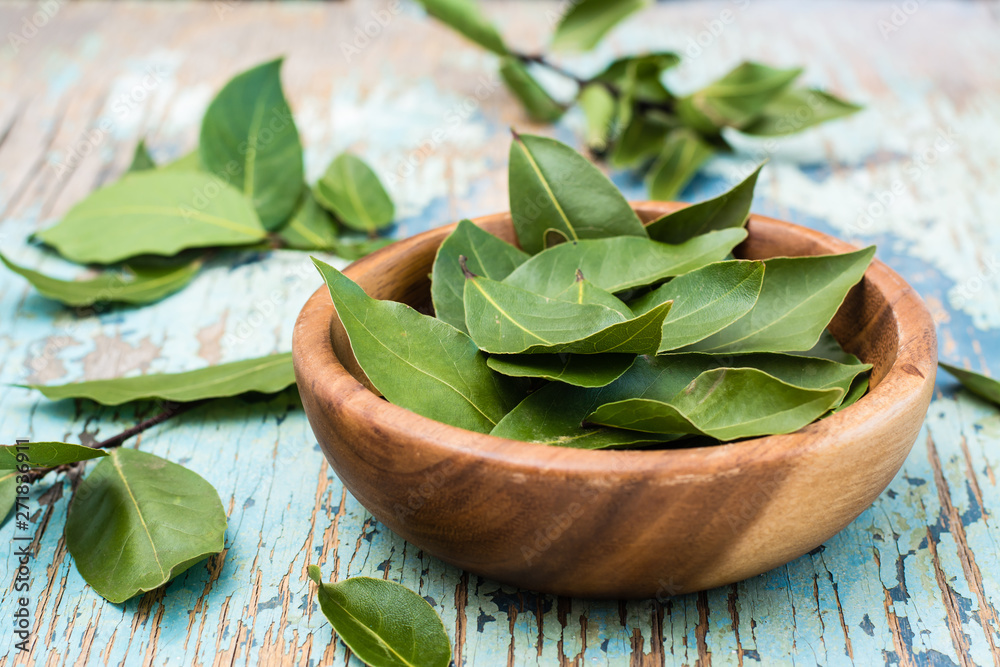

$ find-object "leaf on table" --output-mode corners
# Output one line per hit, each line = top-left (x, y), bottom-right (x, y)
(128, 140), (156, 173)
(740, 88), (862, 137)
(578, 83), (617, 151)
(487, 353), (635, 388)
(688, 246), (875, 353)
(1, 252), (200, 307)
(278, 188), (340, 250)
(200, 58), (304, 230)
(551, 0), (649, 52)
(940, 363), (1000, 406)
(313, 259), (521, 433)
(503, 228), (746, 297)
(628, 260), (765, 352)
(508, 132), (646, 254)
(308, 566), (451, 667)
(35, 171), (266, 264)
(417, 0), (507, 54)
(592, 52), (680, 86)
(610, 113), (671, 168)
(65, 448), (227, 603)
(645, 164), (761, 243)
(645, 129), (716, 200)
(676, 62), (803, 133)
(21, 352), (295, 405)
(314, 153), (395, 233)
(431, 219), (529, 332)
(0, 472), (15, 525)
(0, 442), (107, 470)
(500, 57), (565, 123)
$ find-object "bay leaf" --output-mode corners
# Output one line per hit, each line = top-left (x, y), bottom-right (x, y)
(508, 132), (647, 254)
(36, 171), (266, 264)
(610, 113), (670, 168)
(628, 260), (765, 352)
(278, 188), (340, 250)
(1, 252), (200, 307)
(645, 129), (716, 200)
(688, 246), (875, 352)
(741, 88), (862, 137)
(645, 164), (761, 244)
(200, 58), (304, 230)
(313, 259), (520, 433)
(578, 83), (617, 151)
(790, 329), (863, 366)
(314, 153), (395, 233)
(677, 62), (802, 133)
(551, 0), (649, 52)
(0, 472), (15, 524)
(834, 373), (869, 413)
(431, 219), (529, 332)
(503, 228), (747, 297)
(417, 0), (507, 55)
(0, 441), (107, 470)
(486, 353), (635, 388)
(328, 238), (395, 260)
(553, 275), (632, 317)
(592, 52), (680, 87)
(128, 140), (156, 172)
(22, 352), (295, 405)
(308, 566), (451, 667)
(939, 363), (1000, 406)
(160, 150), (203, 173)
(500, 57), (565, 123)
(65, 448), (227, 603)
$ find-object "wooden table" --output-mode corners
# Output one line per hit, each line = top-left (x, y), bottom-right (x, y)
(1, 1), (998, 664)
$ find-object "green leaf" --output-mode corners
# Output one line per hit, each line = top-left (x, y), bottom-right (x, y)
(677, 62), (802, 133)
(688, 246), (875, 353)
(416, 0), (507, 55)
(278, 188), (340, 250)
(834, 373), (869, 412)
(740, 88), (862, 137)
(313, 259), (520, 433)
(578, 83), (617, 151)
(500, 57), (565, 123)
(200, 58), (304, 230)
(645, 129), (716, 200)
(308, 566), (451, 667)
(160, 150), (203, 173)
(431, 219), (529, 332)
(22, 352), (294, 405)
(503, 228), (747, 297)
(36, 171), (266, 264)
(610, 113), (670, 168)
(0, 442), (107, 470)
(0, 472), (15, 525)
(790, 329), (863, 365)
(1, 252), (200, 307)
(657, 350), (871, 393)
(463, 273), (671, 355)
(65, 448), (227, 603)
(508, 132), (646, 254)
(314, 153), (395, 233)
(486, 353), (635, 388)
(128, 140), (156, 172)
(592, 52), (680, 85)
(940, 363), (1000, 406)
(552, 275), (633, 316)
(645, 164), (761, 243)
(628, 260), (765, 352)
(327, 238), (395, 260)
(551, 0), (649, 52)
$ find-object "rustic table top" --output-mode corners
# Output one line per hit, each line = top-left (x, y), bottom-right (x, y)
(1, 1), (998, 665)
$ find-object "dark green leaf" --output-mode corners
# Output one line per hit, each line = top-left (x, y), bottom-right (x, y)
(551, 0), (649, 52)
(327, 238), (395, 260)
(314, 153), (395, 233)
(431, 219), (529, 332)
(0, 441), (107, 470)
(553, 275), (632, 316)
(677, 62), (802, 133)
(500, 57), (565, 123)
(22, 352), (294, 405)
(645, 129), (716, 200)
(1, 252), (200, 307)
(508, 132), (646, 254)
(645, 164), (761, 243)
(487, 353), (635, 388)
(592, 52), (680, 85)
(834, 373), (869, 412)
(610, 113), (670, 168)
(790, 329), (863, 365)
(689, 246), (875, 353)
(36, 171), (266, 264)
(278, 189), (340, 250)
(65, 448), (227, 603)
(313, 259), (521, 433)
(200, 58), (304, 230)
(578, 83), (616, 151)
(416, 0), (507, 55)
(740, 88), (862, 137)
(940, 363), (1000, 406)
(308, 566), (451, 667)
(128, 140), (156, 172)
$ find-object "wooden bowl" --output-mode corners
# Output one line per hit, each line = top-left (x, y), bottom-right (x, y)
(292, 203), (937, 598)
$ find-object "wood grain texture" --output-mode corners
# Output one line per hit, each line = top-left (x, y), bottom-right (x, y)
(0, 0), (998, 664)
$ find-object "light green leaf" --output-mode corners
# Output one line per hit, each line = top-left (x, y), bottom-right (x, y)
(200, 58), (304, 230)
(740, 88), (862, 137)
(431, 219), (529, 332)
(677, 62), (802, 133)
(487, 353), (635, 388)
(689, 246), (875, 353)
(160, 150), (203, 173)
(463, 273), (671, 355)
(551, 0), (649, 52)
(327, 238), (395, 260)
(22, 352), (295, 405)
(0, 442), (107, 470)
(578, 83), (617, 151)
(553, 275), (633, 316)
(416, 0), (507, 55)
(645, 129), (716, 200)
(0, 472), (15, 525)
(500, 57), (565, 123)
(278, 188), (340, 250)
(1, 252), (200, 307)
(128, 140), (156, 172)
(314, 153), (395, 233)
(308, 566), (451, 667)
(508, 132), (646, 254)
(628, 260), (765, 352)
(834, 373), (869, 412)
(36, 171), (266, 264)
(65, 448), (227, 603)
(645, 164), (761, 243)
(940, 363), (1000, 406)
(313, 259), (520, 433)
(503, 228), (747, 297)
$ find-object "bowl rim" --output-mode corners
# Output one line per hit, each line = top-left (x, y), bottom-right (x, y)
(293, 203), (937, 479)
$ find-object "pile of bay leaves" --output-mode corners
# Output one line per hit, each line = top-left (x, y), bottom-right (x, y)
(315, 133), (875, 447)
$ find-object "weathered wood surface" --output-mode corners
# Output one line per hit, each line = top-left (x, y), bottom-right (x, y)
(0, 1), (997, 664)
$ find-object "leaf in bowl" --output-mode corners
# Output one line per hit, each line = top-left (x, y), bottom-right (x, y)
(486, 353), (635, 388)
